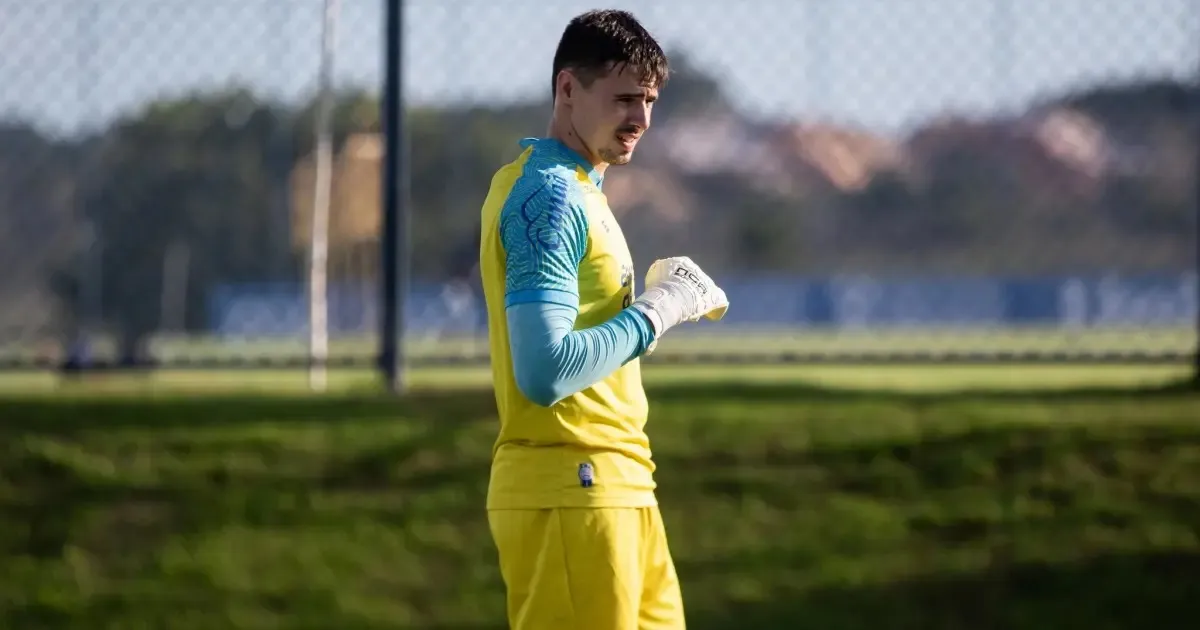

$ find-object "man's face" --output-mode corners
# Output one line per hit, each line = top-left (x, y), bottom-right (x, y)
(565, 65), (658, 166)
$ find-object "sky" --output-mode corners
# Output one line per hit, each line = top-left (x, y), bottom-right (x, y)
(0, 0), (1196, 137)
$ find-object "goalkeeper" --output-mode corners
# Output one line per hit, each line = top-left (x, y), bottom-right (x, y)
(477, 9), (728, 630)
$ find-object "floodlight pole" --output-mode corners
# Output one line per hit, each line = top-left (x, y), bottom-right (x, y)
(380, 0), (410, 394)
(308, 0), (340, 392)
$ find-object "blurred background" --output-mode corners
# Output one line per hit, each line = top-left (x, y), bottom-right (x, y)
(3, 3), (1200, 629)
(0, 0), (1196, 374)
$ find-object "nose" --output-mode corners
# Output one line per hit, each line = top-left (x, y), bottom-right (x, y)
(628, 103), (650, 130)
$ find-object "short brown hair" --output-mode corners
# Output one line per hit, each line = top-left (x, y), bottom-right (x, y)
(550, 10), (670, 99)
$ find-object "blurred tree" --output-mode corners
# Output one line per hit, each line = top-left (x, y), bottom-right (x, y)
(0, 124), (78, 343)
(0, 70), (1185, 364)
(60, 89), (295, 363)
(655, 50), (735, 119)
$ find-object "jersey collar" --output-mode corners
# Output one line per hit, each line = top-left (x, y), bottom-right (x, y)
(519, 137), (604, 188)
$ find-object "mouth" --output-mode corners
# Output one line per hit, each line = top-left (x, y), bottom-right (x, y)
(616, 132), (640, 152)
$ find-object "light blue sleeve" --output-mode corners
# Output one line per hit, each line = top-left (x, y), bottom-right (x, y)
(502, 174), (586, 311)
(500, 173), (655, 407)
(507, 303), (654, 407)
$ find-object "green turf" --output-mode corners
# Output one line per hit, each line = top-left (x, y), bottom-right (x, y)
(4, 325), (1196, 363)
(3, 379), (1200, 629)
(0, 364), (1194, 398)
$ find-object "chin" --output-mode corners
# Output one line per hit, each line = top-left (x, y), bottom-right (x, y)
(602, 149), (635, 165)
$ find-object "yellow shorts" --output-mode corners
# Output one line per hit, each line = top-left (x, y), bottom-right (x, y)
(488, 506), (685, 630)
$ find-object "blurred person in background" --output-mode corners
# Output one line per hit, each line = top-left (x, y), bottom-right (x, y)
(422, 226), (482, 343)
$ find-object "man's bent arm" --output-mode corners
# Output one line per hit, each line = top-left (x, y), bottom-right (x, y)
(501, 175), (655, 407)
(508, 302), (652, 407)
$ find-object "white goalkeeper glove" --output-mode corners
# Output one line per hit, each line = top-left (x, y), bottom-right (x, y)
(628, 257), (729, 351)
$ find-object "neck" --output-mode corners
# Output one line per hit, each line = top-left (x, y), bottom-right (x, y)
(547, 112), (608, 176)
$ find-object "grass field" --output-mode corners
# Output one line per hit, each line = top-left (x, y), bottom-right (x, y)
(3, 362), (1200, 628)
(0, 363), (1195, 396)
(4, 325), (1196, 365)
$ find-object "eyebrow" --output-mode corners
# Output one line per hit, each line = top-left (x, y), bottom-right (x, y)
(615, 91), (657, 99)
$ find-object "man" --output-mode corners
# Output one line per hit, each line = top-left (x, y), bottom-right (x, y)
(478, 9), (729, 630)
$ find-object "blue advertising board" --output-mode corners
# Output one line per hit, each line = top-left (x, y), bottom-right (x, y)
(209, 273), (1197, 337)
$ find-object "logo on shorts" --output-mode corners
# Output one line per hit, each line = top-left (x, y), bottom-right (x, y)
(577, 463), (594, 488)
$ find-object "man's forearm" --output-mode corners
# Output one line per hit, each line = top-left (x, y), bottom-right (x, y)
(507, 302), (655, 407)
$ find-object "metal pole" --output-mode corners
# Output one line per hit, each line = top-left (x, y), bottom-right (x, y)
(64, 0), (101, 374)
(308, 0), (341, 392)
(1193, 94), (1200, 387)
(1194, 5), (1200, 388)
(380, 0), (409, 393)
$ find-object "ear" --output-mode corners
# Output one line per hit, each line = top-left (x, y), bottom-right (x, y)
(555, 69), (576, 105)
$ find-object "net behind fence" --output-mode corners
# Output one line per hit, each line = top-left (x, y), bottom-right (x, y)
(0, 0), (1196, 369)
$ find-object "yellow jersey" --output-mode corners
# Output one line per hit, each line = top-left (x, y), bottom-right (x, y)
(479, 137), (656, 509)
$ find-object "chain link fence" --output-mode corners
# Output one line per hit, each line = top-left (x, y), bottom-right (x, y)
(0, 0), (1196, 371)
